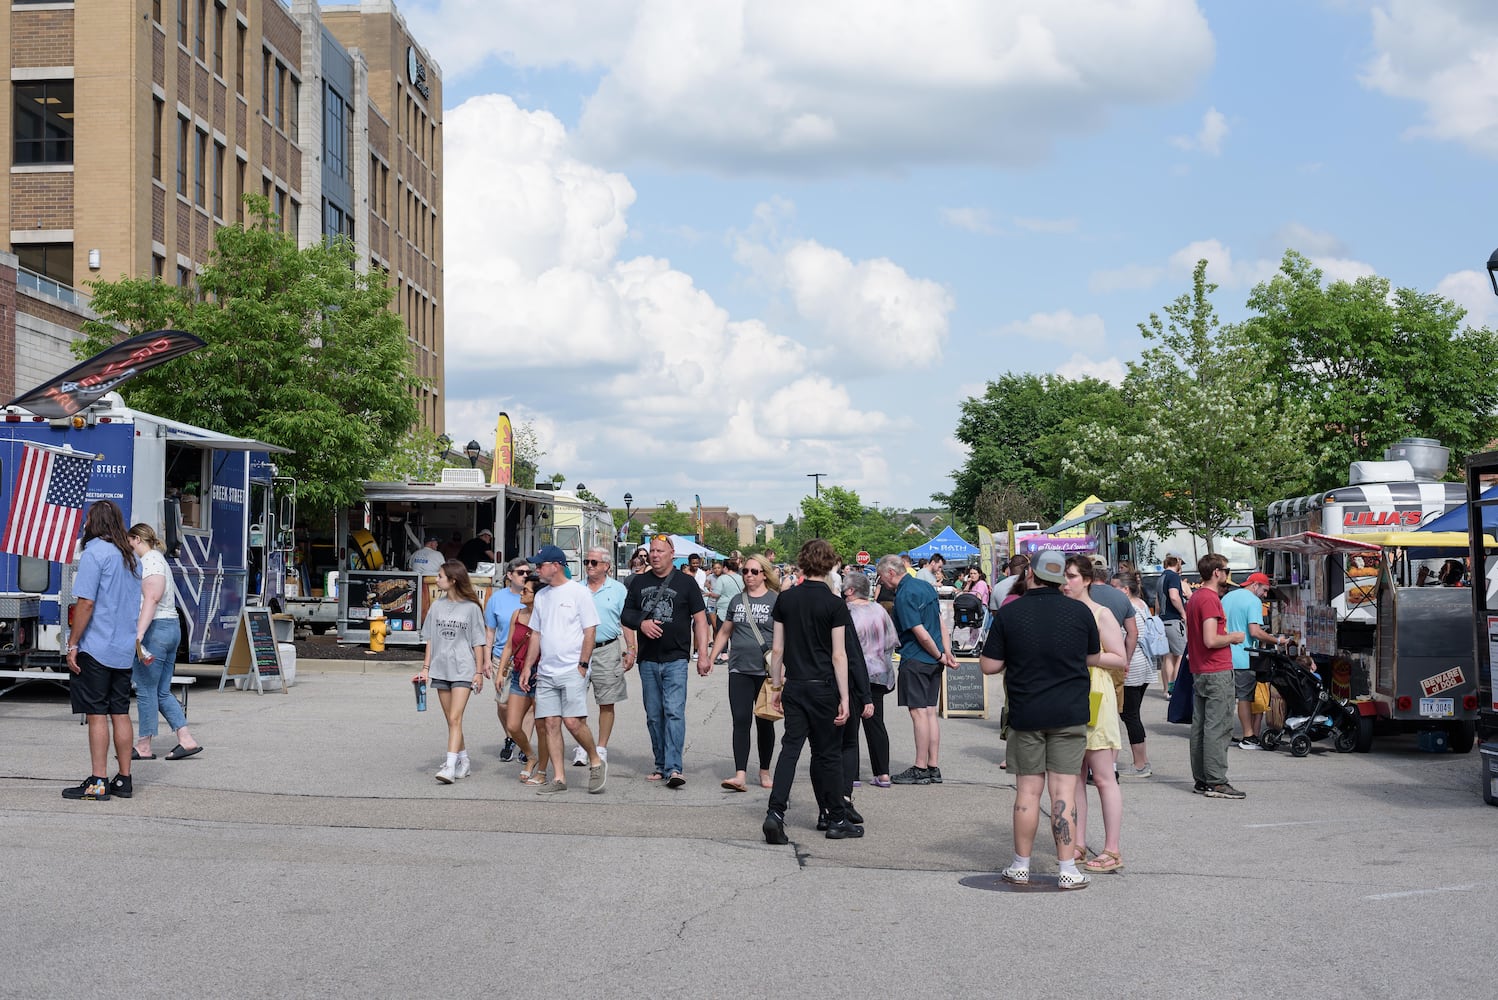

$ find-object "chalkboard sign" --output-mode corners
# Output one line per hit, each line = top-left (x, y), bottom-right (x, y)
(940, 659), (989, 718)
(218, 607), (287, 695)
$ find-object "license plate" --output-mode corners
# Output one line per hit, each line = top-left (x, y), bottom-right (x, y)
(1419, 697), (1454, 718)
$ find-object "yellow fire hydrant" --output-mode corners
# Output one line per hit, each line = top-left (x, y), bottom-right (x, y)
(369, 603), (388, 653)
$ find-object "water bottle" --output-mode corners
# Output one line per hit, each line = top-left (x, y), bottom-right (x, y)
(413, 677), (427, 711)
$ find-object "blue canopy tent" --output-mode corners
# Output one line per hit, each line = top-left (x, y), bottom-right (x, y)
(905, 526), (979, 560)
(1416, 485), (1498, 533)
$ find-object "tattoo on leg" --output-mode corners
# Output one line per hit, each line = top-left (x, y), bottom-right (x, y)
(1052, 799), (1072, 844)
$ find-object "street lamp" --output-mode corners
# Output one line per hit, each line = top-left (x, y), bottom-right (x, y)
(436, 433), (452, 460)
(622, 492), (633, 542)
(1488, 247), (1498, 296)
(464, 439), (481, 468)
(807, 472), (828, 497)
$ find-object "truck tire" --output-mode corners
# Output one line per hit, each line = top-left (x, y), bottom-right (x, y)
(1449, 721), (1476, 754)
(1354, 714), (1375, 753)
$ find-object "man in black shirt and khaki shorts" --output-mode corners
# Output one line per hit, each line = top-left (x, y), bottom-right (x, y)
(980, 549), (1101, 890)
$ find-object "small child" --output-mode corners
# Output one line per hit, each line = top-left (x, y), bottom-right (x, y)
(415, 560), (488, 784)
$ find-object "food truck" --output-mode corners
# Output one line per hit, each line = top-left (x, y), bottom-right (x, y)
(318, 471), (611, 646)
(1460, 451), (1498, 805)
(1248, 530), (1481, 754)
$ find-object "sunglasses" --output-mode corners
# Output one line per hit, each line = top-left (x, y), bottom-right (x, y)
(583, 559), (606, 567)
(744, 567), (763, 576)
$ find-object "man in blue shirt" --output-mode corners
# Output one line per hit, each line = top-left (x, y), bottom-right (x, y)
(573, 546), (633, 766)
(64, 500), (142, 802)
(876, 554), (956, 785)
(1221, 572), (1282, 749)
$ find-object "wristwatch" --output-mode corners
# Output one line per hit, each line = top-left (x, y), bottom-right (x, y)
(578, 661), (590, 670)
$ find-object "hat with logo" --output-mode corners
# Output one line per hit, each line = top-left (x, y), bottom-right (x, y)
(1243, 571), (1272, 587)
(528, 544), (567, 566)
(1031, 549), (1068, 585)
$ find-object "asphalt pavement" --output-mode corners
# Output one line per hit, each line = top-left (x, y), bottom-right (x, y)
(2, 655), (1494, 999)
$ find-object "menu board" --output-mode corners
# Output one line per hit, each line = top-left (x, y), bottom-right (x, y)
(218, 607), (287, 694)
(940, 660), (989, 718)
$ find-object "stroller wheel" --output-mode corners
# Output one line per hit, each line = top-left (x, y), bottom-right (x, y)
(1259, 729), (1282, 751)
(1290, 734), (1312, 758)
(1333, 728), (1357, 753)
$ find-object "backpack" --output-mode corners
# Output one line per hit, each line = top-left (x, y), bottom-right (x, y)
(1139, 611), (1169, 660)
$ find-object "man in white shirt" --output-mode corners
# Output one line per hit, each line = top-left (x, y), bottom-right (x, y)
(409, 536), (445, 576)
(521, 545), (607, 794)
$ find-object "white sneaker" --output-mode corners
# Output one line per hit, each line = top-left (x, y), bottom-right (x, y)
(435, 762), (456, 784)
(1057, 870), (1091, 890)
(999, 865), (1029, 885)
(455, 757), (471, 779)
(572, 746), (588, 767)
(597, 746), (608, 762)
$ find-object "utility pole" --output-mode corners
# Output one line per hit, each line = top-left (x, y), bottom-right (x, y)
(807, 472), (828, 497)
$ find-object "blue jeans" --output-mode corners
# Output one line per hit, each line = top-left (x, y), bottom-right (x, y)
(638, 659), (688, 775)
(133, 618), (185, 738)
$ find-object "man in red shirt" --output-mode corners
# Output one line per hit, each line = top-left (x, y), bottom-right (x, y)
(1186, 553), (1246, 799)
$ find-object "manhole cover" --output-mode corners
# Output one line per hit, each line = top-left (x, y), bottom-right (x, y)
(958, 873), (1076, 893)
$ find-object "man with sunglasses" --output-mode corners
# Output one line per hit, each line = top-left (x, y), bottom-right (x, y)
(486, 557), (532, 761)
(622, 534), (710, 787)
(571, 548), (633, 769)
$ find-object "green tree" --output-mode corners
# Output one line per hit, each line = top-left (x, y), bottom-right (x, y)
(372, 426), (458, 483)
(704, 522), (740, 556)
(513, 421), (542, 489)
(1064, 260), (1313, 550)
(1242, 250), (1498, 493)
(942, 373), (1124, 530)
(646, 501), (695, 537)
(77, 196), (421, 516)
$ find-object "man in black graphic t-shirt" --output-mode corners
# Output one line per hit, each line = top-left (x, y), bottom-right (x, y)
(621, 535), (708, 787)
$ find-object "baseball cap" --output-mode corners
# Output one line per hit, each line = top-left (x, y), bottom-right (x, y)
(478, 529), (493, 539)
(528, 544), (567, 566)
(1089, 554), (1109, 570)
(1243, 572), (1272, 587)
(424, 535), (441, 544)
(1032, 549), (1067, 584)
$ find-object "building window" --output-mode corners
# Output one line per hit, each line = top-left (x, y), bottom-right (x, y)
(153, 0), (162, 24)
(325, 85), (346, 180)
(261, 49), (271, 117)
(13, 82), (74, 165)
(194, 129), (207, 207)
(289, 78), (300, 143)
(289, 197), (300, 235)
(273, 64), (284, 130)
(16, 243), (72, 287)
(213, 4), (225, 76)
(236, 24), (246, 93)
(236, 158), (246, 222)
(177, 0), (188, 47)
(152, 254), (165, 279)
(273, 188), (285, 233)
(176, 115), (189, 195)
(177, 265), (191, 287)
(213, 140), (225, 217)
(152, 97), (164, 180)
(194, 0), (206, 60)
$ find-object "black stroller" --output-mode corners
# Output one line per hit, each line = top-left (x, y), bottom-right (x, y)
(951, 592), (987, 655)
(1253, 649), (1360, 757)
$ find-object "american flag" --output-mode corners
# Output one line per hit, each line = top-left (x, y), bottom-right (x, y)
(0, 444), (95, 563)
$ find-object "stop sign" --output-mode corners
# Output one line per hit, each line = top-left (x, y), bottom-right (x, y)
(856, 550), (870, 565)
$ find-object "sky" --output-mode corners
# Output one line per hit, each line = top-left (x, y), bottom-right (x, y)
(373, 0), (1498, 525)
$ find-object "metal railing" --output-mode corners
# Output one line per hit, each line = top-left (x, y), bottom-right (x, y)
(16, 267), (80, 306)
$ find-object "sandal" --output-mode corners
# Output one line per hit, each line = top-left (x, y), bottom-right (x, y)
(522, 773), (547, 786)
(647, 772), (664, 781)
(720, 778), (748, 792)
(1084, 850), (1124, 873)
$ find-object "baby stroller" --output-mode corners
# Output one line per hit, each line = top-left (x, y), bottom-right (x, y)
(1253, 649), (1360, 757)
(951, 592), (987, 655)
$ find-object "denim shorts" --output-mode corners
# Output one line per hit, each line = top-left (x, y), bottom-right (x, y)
(430, 679), (472, 692)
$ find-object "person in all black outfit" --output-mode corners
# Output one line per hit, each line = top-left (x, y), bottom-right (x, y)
(810, 619), (874, 830)
(762, 538), (863, 842)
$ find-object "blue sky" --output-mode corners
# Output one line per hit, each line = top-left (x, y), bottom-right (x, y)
(380, 0), (1498, 524)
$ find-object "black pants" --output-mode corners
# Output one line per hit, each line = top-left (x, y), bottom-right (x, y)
(1122, 684), (1149, 746)
(728, 671), (777, 772)
(857, 683), (891, 777)
(769, 680), (844, 823)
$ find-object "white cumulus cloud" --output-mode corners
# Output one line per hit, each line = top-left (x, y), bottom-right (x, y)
(1055, 354), (1127, 384)
(1169, 106), (1229, 155)
(414, 0), (1215, 171)
(940, 207), (997, 234)
(996, 309), (1107, 352)
(1435, 269), (1498, 329)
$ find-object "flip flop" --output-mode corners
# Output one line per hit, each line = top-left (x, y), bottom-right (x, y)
(647, 772), (664, 781)
(131, 749), (156, 760)
(720, 779), (748, 792)
(165, 744), (203, 760)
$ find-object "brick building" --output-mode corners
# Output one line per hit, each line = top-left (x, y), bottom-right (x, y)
(0, 0), (443, 430)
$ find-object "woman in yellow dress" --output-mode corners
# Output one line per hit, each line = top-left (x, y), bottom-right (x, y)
(1061, 555), (1129, 873)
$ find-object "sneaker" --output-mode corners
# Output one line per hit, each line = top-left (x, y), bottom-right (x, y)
(763, 810), (789, 845)
(824, 818), (864, 840)
(1204, 782), (1247, 799)
(1237, 736), (1261, 751)
(1192, 780), (1209, 794)
(597, 746), (608, 762)
(518, 751), (529, 765)
(890, 765), (931, 785)
(435, 762), (457, 784)
(62, 776), (110, 801)
(572, 746), (588, 768)
(927, 766), (943, 784)
(536, 779), (568, 795)
(588, 759), (607, 794)
(1057, 870), (1091, 890)
(1118, 763), (1153, 779)
(455, 757), (471, 779)
(108, 773), (133, 799)
(999, 865), (1029, 885)
(499, 738), (517, 763)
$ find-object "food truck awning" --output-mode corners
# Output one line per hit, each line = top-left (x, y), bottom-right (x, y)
(361, 481), (506, 504)
(1246, 532), (1384, 556)
(157, 417), (291, 453)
